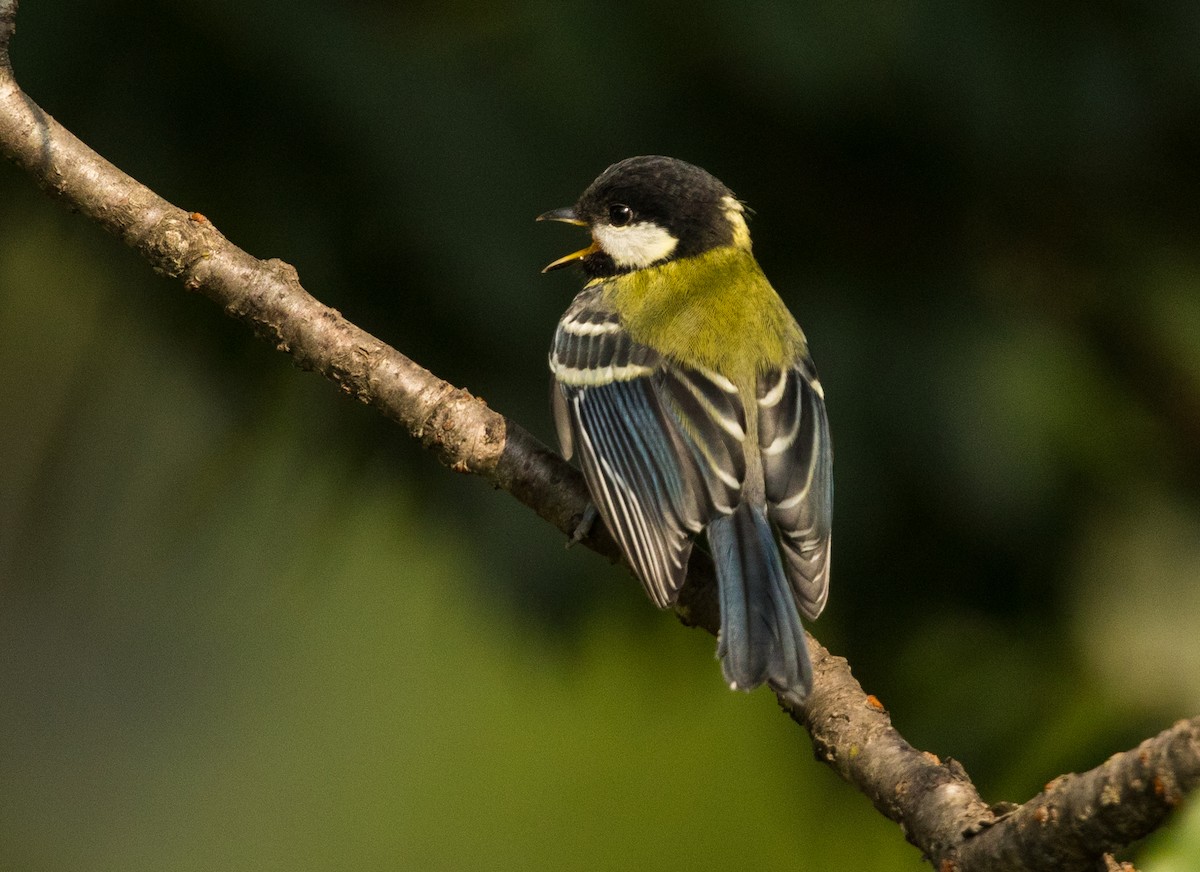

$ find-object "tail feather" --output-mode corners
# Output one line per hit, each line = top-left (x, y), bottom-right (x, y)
(709, 503), (812, 701)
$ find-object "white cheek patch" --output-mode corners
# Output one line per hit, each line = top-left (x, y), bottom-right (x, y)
(592, 221), (679, 269)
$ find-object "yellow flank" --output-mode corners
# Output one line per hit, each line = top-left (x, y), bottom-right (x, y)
(606, 246), (805, 384)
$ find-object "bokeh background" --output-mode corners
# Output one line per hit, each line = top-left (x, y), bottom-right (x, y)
(2, 1), (1199, 869)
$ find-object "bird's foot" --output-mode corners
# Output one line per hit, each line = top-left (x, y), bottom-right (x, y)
(567, 503), (599, 547)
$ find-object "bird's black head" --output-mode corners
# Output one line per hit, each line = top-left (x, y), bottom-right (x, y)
(539, 155), (751, 278)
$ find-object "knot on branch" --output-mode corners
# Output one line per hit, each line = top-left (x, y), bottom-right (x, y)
(414, 385), (506, 474)
(142, 208), (226, 284)
(145, 212), (194, 278)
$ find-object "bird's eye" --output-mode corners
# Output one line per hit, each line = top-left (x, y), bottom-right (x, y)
(608, 203), (634, 227)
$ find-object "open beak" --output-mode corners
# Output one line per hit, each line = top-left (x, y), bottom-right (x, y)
(537, 207), (597, 273)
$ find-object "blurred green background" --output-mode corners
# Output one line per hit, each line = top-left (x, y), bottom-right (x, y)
(2, 1), (1199, 869)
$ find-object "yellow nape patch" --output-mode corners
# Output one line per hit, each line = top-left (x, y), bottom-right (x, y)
(721, 195), (752, 250)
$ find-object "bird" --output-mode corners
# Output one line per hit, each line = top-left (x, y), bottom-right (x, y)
(539, 155), (833, 703)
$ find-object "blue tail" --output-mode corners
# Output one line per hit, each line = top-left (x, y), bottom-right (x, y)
(709, 503), (812, 702)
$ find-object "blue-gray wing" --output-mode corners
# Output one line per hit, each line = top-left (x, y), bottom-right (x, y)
(757, 359), (833, 620)
(550, 287), (746, 606)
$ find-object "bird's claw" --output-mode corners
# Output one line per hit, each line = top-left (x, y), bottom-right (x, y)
(567, 503), (599, 548)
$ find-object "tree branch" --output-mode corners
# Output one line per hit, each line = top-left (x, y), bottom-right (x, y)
(1, 6), (1194, 868)
(955, 717), (1200, 870)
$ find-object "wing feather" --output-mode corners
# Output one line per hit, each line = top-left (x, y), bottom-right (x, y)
(550, 286), (747, 606)
(758, 363), (833, 621)
(656, 366), (746, 515)
(571, 380), (696, 604)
